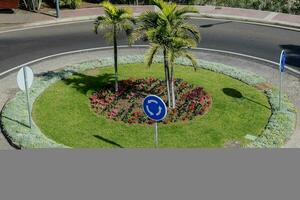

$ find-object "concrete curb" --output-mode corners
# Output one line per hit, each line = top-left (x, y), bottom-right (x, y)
(191, 13), (300, 31)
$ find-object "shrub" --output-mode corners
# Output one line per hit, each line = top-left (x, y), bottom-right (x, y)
(182, 0), (300, 14)
(45, 0), (82, 9)
(60, 0), (82, 9)
(90, 77), (212, 124)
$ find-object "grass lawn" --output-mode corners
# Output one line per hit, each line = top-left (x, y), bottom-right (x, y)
(33, 63), (271, 148)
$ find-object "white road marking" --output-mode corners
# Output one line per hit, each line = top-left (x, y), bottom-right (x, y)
(0, 45), (299, 77)
(264, 12), (278, 21)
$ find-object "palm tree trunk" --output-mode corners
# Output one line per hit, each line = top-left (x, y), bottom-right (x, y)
(170, 62), (175, 109)
(113, 24), (118, 92)
(163, 48), (171, 108)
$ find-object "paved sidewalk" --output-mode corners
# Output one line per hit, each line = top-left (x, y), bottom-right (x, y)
(0, 5), (154, 31)
(196, 6), (300, 28)
(1, 5), (300, 31)
(0, 47), (299, 149)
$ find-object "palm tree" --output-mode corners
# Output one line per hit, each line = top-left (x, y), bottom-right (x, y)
(169, 44), (198, 108)
(130, 0), (200, 108)
(94, 1), (135, 92)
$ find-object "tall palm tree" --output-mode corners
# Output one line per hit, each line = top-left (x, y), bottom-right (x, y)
(130, 0), (200, 108)
(94, 1), (135, 92)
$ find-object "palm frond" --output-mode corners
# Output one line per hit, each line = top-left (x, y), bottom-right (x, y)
(179, 24), (201, 42)
(145, 43), (160, 67)
(183, 52), (198, 71)
(94, 16), (111, 34)
(175, 6), (199, 17)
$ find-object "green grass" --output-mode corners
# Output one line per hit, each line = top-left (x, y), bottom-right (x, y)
(33, 63), (271, 148)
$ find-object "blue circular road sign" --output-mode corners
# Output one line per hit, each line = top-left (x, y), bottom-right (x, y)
(280, 50), (286, 73)
(143, 95), (167, 122)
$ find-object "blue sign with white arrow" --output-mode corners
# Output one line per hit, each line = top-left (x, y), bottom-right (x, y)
(279, 50), (286, 73)
(143, 95), (167, 122)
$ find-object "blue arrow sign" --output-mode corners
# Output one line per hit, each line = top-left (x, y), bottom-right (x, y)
(279, 50), (286, 73)
(143, 95), (167, 122)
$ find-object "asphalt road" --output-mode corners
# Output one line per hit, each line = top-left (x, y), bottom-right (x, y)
(0, 18), (300, 74)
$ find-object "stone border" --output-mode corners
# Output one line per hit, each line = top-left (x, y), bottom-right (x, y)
(0, 55), (297, 148)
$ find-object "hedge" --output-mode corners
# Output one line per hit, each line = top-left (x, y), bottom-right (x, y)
(45, 0), (82, 9)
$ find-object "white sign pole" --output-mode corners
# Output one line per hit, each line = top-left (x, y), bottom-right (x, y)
(143, 95), (167, 148)
(23, 67), (32, 128)
(56, 0), (60, 18)
(279, 70), (283, 110)
(154, 122), (158, 148)
(279, 50), (286, 111)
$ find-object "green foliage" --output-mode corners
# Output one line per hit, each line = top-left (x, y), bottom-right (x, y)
(94, 1), (135, 42)
(247, 89), (297, 148)
(60, 0), (82, 9)
(131, 0), (200, 108)
(94, 1), (135, 92)
(45, 0), (82, 9)
(184, 0), (300, 14)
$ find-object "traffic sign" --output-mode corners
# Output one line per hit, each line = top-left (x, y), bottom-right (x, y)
(278, 50), (286, 110)
(143, 95), (167, 148)
(279, 50), (286, 73)
(143, 95), (167, 122)
(17, 66), (34, 91)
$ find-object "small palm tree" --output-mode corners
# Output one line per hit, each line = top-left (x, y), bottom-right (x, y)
(94, 1), (135, 92)
(131, 0), (200, 108)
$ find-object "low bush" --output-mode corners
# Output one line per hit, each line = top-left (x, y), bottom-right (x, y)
(247, 89), (297, 148)
(45, 0), (82, 9)
(179, 0), (300, 14)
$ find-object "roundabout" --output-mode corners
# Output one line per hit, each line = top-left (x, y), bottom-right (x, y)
(0, 3), (300, 149)
(1, 53), (296, 148)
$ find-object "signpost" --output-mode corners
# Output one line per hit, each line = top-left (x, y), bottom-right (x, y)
(17, 66), (34, 128)
(56, 0), (60, 18)
(143, 95), (167, 148)
(279, 50), (286, 110)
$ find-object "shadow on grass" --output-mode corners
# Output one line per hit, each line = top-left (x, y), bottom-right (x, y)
(62, 72), (115, 95)
(222, 88), (270, 110)
(93, 135), (123, 148)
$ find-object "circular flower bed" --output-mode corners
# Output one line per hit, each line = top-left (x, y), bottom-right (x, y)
(89, 77), (212, 124)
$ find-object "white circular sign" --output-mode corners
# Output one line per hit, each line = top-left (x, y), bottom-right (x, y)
(17, 67), (34, 91)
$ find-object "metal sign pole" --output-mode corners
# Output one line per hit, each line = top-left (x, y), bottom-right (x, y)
(56, 0), (60, 18)
(279, 71), (283, 110)
(154, 122), (158, 148)
(23, 67), (32, 128)
(278, 50), (286, 111)
(143, 95), (167, 149)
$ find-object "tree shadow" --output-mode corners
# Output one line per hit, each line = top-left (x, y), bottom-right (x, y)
(199, 21), (232, 28)
(222, 88), (270, 110)
(93, 135), (123, 148)
(279, 45), (300, 68)
(0, 9), (14, 14)
(62, 72), (115, 95)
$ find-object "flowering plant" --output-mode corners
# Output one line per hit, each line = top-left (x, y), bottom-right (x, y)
(90, 78), (212, 124)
